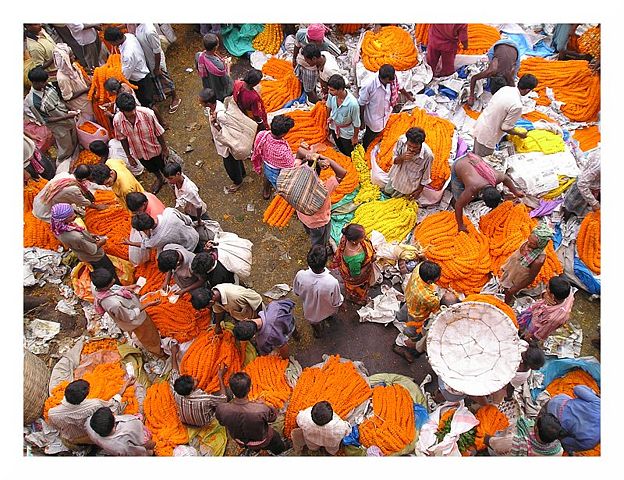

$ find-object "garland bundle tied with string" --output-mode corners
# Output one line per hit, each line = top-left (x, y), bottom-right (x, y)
(352, 197), (418, 243)
(545, 368), (600, 399)
(518, 58), (600, 123)
(263, 195), (295, 228)
(479, 201), (563, 287)
(576, 210), (600, 274)
(23, 178), (61, 251)
(358, 383), (415, 455)
(572, 126), (601, 152)
(133, 262), (212, 342)
(83, 190), (131, 260)
(283, 355), (372, 438)
(283, 101), (328, 153)
(180, 329), (245, 394)
(361, 26), (418, 72)
(317, 145), (359, 203)
(260, 58), (301, 113)
(365, 108), (455, 190)
(352, 144), (381, 204)
(243, 355), (292, 410)
(144, 381), (189, 456)
(252, 24), (283, 55)
(435, 408), (477, 455)
(473, 405), (509, 451)
(463, 294), (518, 328)
(413, 211), (491, 294)
(81, 338), (119, 355)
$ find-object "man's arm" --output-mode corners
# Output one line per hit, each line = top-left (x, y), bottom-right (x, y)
(577, 165), (600, 210)
(292, 45), (300, 67)
(321, 157), (347, 182)
(468, 60), (497, 105)
(399, 87), (415, 102)
(161, 271), (173, 292)
(156, 134), (169, 159)
(217, 364), (228, 397)
(45, 111), (80, 124)
(502, 175), (525, 198)
(454, 188), (476, 232)
(177, 276), (206, 297)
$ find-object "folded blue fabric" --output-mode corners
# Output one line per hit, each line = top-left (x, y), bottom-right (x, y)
(342, 425), (361, 447)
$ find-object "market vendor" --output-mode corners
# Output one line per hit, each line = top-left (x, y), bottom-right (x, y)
(383, 126), (434, 201)
(190, 249), (236, 289)
(292, 401), (351, 455)
(86, 406), (155, 456)
(90, 160), (145, 211)
(123, 208), (201, 254)
(157, 244), (205, 296)
(563, 150), (600, 218)
(467, 39), (521, 105)
(451, 152), (525, 232)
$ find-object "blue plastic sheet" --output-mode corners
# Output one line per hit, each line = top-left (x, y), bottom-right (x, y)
(413, 403), (429, 431)
(283, 92), (307, 109)
(515, 118), (536, 131)
(500, 33), (555, 59)
(342, 425), (361, 447)
(438, 86), (458, 100)
(531, 356), (601, 401)
(574, 256), (601, 295)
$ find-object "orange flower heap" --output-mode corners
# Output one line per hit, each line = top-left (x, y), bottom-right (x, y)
(73, 149), (101, 168)
(576, 210), (600, 274)
(518, 58), (600, 123)
(413, 211), (491, 294)
(283, 102), (328, 153)
(474, 405), (509, 451)
(260, 58), (301, 113)
(545, 368), (600, 399)
(457, 24), (501, 55)
(243, 355), (293, 409)
(144, 381), (189, 456)
(23, 178), (61, 251)
(83, 190), (131, 260)
(318, 145), (359, 203)
(361, 26), (418, 72)
(359, 383), (415, 455)
(573, 126), (601, 152)
(263, 195), (295, 228)
(180, 330), (245, 393)
(414, 24), (430, 45)
(284, 355), (372, 438)
(81, 338), (118, 355)
(479, 201), (563, 287)
(252, 24), (283, 55)
(464, 294), (518, 328)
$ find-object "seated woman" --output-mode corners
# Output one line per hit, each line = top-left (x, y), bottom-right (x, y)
(330, 224), (375, 306)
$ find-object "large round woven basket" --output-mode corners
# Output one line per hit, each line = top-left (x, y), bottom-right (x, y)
(24, 350), (50, 425)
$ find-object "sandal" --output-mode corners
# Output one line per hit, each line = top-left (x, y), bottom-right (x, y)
(169, 99), (182, 114)
(226, 183), (242, 193)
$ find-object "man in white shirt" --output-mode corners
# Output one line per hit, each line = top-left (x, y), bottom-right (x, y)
(293, 245), (343, 338)
(358, 64), (414, 150)
(67, 23), (102, 70)
(472, 74), (538, 157)
(124, 208), (201, 254)
(300, 44), (347, 101)
(293, 401), (351, 455)
(163, 162), (208, 222)
(89, 139), (145, 177)
(384, 127), (434, 200)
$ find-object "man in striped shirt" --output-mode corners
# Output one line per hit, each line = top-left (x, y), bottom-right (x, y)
(113, 93), (169, 194)
(169, 343), (228, 426)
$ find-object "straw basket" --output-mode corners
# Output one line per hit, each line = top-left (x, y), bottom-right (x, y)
(23, 350), (50, 425)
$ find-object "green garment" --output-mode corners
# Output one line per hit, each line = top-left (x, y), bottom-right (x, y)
(344, 251), (366, 277)
(221, 24), (265, 57)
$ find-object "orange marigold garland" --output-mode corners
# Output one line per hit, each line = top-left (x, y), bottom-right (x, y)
(413, 211), (491, 295)
(576, 210), (600, 274)
(545, 369), (600, 399)
(243, 355), (293, 410)
(23, 178), (61, 251)
(263, 195), (295, 228)
(573, 126), (601, 152)
(180, 330), (245, 394)
(252, 24), (283, 55)
(83, 190), (131, 260)
(283, 355), (372, 438)
(144, 381), (189, 456)
(339, 24), (365, 35)
(359, 383), (415, 455)
(260, 58), (301, 113)
(463, 294), (518, 328)
(73, 149), (102, 168)
(361, 26), (418, 72)
(318, 144), (359, 203)
(81, 338), (119, 356)
(457, 24), (501, 55)
(518, 58), (600, 123)
(283, 102), (329, 153)
(473, 405), (509, 451)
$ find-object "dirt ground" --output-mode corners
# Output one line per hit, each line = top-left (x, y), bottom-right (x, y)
(24, 23), (600, 381)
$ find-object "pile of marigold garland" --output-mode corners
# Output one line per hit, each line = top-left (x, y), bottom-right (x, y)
(318, 145), (359, 203)
(260, 58), (301, 113)
(243, 355), (292, 410)
(83, 190), (132, 260)
(283, 102), (328, 152)
(360, 26), (418, 72)
(263, 195), (295, 228)
(144, 381), (188, 456)
(576, 210), (600, 274)
(352, 145), (381, 204)
(252, 24), (283, 55)
(352, 196), (418, 243)
(24, 178), (61, 251)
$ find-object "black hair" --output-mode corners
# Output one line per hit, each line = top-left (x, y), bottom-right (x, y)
(270, 115), (295, 137)
(27, 66), (48, 83)
(405, 127), (426, 145)
(518, 74), (538, 91)
(115, 92), (136, 112)
(419, 260), (441, 283)
(229, 372), (252, 398)
(157, 250), (180, 273)
(65, 379), (90, 405)
(103, 26), (124, 43)
(549, 276), (571, 301)
(327, 74), (346, 91)
(103, 77), (121, 93)
(342, 223), (365, 242)
(163, 162), (182, 177)
(125, 192), (149, 213)
(307, 245), (328, 274)
(233, 321), (258, 341)
(311, 401), (333, 426)
(490, 75), (507, 96)
(89, 140), (109, 157)
(203, 33), (219, 51)
(190, 252), (216, 276)
(90, 268), (114, 289)
(131, 212), (156, 232)
(89, 407), (115, 436)
(243, 69), (263, 87)
(536, 412), (566, 444)
(73, 165), (92, 181)
(173, 375), (195, 396)
(523, 344), (545, 370)
(190, 287), (213, 310)
(378, 64), (396, 81)
(302, 43), (322, 60)
(24, 24), (40, 41)
(90, 164), (112, 185)
(482, 186), (503, 209)
(199, 88), (217, 104)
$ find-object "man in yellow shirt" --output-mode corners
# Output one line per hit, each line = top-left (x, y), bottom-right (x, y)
(90, 159), (145, 210)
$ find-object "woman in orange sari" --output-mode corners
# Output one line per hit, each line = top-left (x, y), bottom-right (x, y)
(331, 224), (375, 305)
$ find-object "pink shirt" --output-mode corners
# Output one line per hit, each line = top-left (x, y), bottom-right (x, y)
(145, 192), (165, 218)
(297, 176), (339, 229)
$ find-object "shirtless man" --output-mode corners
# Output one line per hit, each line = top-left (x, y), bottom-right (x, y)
(452, 153), (524, 232)
(467, 40), (520, 105)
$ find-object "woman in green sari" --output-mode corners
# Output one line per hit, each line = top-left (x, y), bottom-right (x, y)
(331, 224), (375, 305)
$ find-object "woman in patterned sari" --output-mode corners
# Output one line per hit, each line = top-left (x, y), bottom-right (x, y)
(331, 224), (375, 305)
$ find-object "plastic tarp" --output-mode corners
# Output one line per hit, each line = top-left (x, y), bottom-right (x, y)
(221, 24), (264, 57)
(530, 356), (601, 401)
(506, 149), (580, 196)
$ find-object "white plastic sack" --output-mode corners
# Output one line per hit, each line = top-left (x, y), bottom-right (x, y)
(506, 149), (580, 196)
(128, 228), (150, 266)
(416, 401), (479, 456)
(213, 96), (258, 160)
(214, 231), (253, 279)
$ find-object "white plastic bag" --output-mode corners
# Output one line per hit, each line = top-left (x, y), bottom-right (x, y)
(214, 231), (253, 279)
(128, 228), (150, 266)
(213, 96), (258, 160)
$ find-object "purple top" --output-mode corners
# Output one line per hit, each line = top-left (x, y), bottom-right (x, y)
(255, 299), (296, 355)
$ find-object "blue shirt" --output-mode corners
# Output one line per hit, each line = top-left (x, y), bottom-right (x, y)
(327, 92), (361, 140)
(547, 384), (600, 453)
